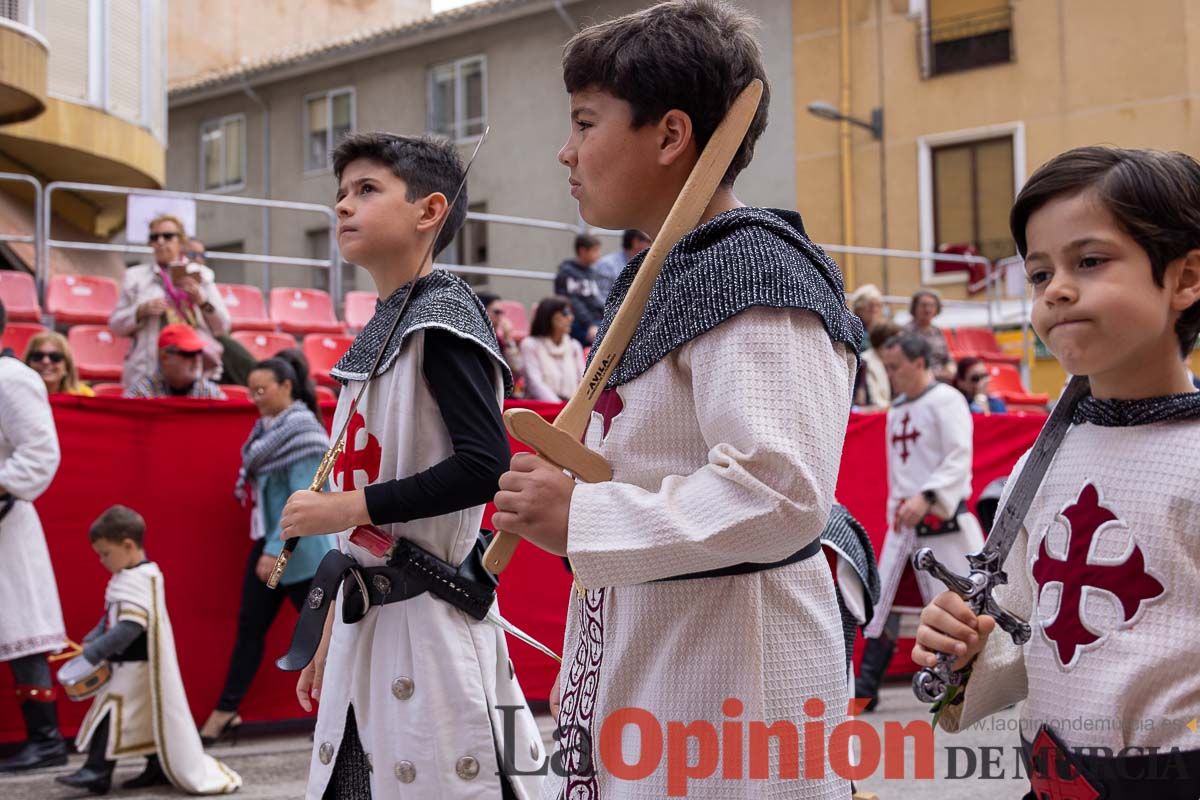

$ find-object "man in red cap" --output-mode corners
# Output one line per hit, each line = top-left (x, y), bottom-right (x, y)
(124, 324), (226, 399)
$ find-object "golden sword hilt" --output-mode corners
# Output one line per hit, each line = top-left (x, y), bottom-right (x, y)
(266, 437), (346, 589)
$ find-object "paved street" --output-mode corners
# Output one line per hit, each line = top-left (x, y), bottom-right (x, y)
(1, 687), (1027, 799)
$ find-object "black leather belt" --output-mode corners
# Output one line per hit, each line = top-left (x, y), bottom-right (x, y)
(656, 537), (823, 582)
(916, 500), (969, 537)
(276, 532), (498, 672)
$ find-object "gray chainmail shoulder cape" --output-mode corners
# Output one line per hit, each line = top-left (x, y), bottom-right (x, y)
(330, 269), (512, 395)
(821, 503), (881, 671)
(588, 206), (864, 389)
(1072, 390), (1200, 426)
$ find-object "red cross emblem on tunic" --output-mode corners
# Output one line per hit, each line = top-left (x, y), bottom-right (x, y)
(333, 412), (382, 492)
(1032, 482), (1164, 668)
(891, 412), (921, 463)
(1025, 727), (1101, 800)
(594, 388), (623, 441)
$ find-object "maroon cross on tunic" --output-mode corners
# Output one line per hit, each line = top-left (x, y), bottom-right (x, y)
(891, 412), (921, 464)
(594, 388), (624, 441)
(1032, 482), (1164, 667)
(334, 412), (382, 492)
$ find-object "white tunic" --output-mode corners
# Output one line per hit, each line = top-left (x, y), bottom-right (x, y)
(0, 357), (66, 662)
(940, 418), (1200, 751)
(308, 328), (543, 800)
(866, 381), (984, 638)
(543, 308), (855, 800)
(76, 563), (241, 793)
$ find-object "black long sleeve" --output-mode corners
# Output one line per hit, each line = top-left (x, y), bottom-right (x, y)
(362, 329), (509, 525)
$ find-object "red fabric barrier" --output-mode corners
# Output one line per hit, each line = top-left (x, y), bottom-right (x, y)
(0, 399), (1045, 741)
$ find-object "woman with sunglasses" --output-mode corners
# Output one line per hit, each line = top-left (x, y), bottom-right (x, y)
(108, 214), (232, 390)
(953, 356), (1008, 414)
(22, 332), (94, 397)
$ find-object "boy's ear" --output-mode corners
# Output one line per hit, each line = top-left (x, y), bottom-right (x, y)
(655, 109), (695, 168)
(1169, 249), (1200, 312)
(416, 192), (450, 235)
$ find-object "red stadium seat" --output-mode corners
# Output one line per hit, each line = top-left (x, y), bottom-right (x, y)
(0, 271), (42, 322)
(47, 275), (119, 325)
(344, 291), (378, 332)
(315, 385), (338, 404)
(302, 333), (354, 387)
(496, 300), (529, 340)
(2, 322), (46, 358)
(269, 288), (344, 335)
(220, 384), (253, 402)
(230, 331), (295, 363)
(68, 325), (131, 381)
(953, 327), (1021, 365)
(987, 363), (1049, 407)
(91, 383), (125, 397)
(217, 284), (275, 331)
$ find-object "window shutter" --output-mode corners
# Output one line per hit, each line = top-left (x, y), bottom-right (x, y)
(107, 0), (143, 121)
(46, 0), (90, 100)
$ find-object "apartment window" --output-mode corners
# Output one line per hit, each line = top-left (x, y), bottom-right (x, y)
(428, 56), (486, 142)
(931, 136), (1015, 268)
(305, 88), (355, 172)
(200, 114), (246, 192)
(921, 0), (1012, 78)
(0, 1), (22, 22)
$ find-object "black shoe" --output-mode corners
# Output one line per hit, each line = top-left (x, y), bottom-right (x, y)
(0, 699), (68, 772)
(854, 635), (896, 713)
(121, 756), (170, 789)
(199, 713), (242, 747)
(56, 765), (113, 795)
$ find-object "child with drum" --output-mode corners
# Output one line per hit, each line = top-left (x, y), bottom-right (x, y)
(56, 506), (240, 795)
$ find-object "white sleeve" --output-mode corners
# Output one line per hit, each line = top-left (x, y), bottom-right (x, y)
(0, 371), (61, 500)
(568, 307), (854, 588)
(922, 391), (975, 515)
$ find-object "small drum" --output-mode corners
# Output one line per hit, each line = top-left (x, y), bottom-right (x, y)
(57, 654), (111, 701)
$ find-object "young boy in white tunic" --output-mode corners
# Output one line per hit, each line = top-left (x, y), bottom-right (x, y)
(58, 505), (241, 795)
(854, 332), (984, 711)
(914, 146), (1200, 800)
(278, 133), (542, 800)
(491, 2), (864, 797)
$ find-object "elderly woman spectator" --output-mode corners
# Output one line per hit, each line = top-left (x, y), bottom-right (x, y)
(903, 288), (951, 376)
(109, 215), (233, 389)
(855, 321), (900, 411)
(124, 325), (225, 399)
(954, 357), (1007, 414)
(199, 349), (335, 744)
(23, 332), (94, 397)
(849, 284), (886, 353)
(519, 296), (584, 402)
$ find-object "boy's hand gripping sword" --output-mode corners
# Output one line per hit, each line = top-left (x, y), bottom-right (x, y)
(267, 129), (488, 589)
(482, 79), (764, 576)
(911, 374), (1090, 705)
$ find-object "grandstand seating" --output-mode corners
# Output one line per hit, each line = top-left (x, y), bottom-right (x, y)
(217, 284), (275, 331)
(47, 275), (119, 325)
(496, 300), (529, 340)
(952, 327), (1021, 365)
(68, 325), (130, 381)
(220, 384), (253, 402)
(269, 288), (343, 335)
(302, 333), (355, 387)
(231, 330), (296, 363)
(315, 385), (338, 404)
(343, 291), (378, 332)
(987, 363), (1049, 408)
(91, 383), (125, 397)
(0, 271), (42, 322)
(1, 321), (45, 357)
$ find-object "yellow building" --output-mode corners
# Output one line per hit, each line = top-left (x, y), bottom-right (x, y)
(0, 0), (167, 279)
(791, 0), (1200, 392)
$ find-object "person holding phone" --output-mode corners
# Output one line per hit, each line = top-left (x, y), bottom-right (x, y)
(109, 215), (232, 389)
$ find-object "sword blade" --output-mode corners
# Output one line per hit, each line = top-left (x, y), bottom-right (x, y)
(485, 609), (562, 665)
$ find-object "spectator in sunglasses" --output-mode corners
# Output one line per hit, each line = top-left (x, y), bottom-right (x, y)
(109, 215), (234, 390)
(124, 325), (225, 399)
(953, 356), (1007, 414)
(22, 332), (94, 397)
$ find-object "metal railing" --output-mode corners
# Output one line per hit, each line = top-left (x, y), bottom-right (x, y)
(0, 172), (42, 292)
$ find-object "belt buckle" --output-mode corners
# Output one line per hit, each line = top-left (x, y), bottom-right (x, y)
(341, 567), (372, 624)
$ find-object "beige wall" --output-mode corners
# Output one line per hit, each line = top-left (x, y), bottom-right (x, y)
(165, 0), (797, 307)
(792, 0), (1200, 301)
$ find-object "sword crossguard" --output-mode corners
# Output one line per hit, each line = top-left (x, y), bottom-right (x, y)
(910, 547), (1031, 704)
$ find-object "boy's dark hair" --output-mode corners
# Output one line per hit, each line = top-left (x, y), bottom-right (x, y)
(563, 0), (769, 186)
(1011, 146), (1200, 358)
(621, 229), (649, 250)
(89, 504), (146, 547)
(332, 132), (467, 257)
(574, 233), (600, 253)
(883, 332), (932, 369)
(530, 296), (572, 338)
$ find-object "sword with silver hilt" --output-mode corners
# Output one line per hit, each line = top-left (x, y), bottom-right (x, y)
(267, 128), (490, 589)
(911, 375), (1091, 706)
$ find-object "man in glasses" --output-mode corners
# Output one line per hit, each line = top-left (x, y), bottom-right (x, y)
(124, 324), (226, 399)
(109, 215), (232, 390)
